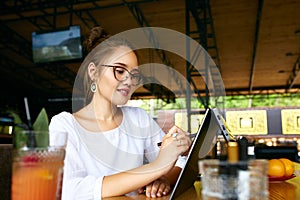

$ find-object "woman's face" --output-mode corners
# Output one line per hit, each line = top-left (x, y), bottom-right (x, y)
(96, 47), (139, 106)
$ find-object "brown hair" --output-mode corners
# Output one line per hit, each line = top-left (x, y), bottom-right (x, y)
(83, 26), (111, 55)
(74, 26), (136, 106)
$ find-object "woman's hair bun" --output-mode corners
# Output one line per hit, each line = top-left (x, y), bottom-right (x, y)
(83, 26), (111, 53)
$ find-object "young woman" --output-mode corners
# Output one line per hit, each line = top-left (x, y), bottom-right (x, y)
(49, 27), (191, 199)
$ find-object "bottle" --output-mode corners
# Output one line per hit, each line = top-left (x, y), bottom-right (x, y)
(218, 141), (239, 200)
(228, 141), (239, 163)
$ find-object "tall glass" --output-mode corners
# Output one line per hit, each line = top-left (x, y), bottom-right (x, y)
(0, 144), (13, 200)
(11, 130), (67, 200)
(199, 159), (269, 200)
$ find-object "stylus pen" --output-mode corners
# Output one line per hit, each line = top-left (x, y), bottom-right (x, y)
(157, 133), (196, 147)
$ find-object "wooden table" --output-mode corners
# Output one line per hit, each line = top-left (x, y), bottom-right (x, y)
(104, 176), (300, 200)
(269, 176), (300, 200)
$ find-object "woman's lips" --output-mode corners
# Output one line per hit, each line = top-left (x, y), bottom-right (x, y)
(117, 88), (130, 96)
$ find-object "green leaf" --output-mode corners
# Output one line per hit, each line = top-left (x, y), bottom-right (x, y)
(32, 108), (49, 147)
(33, 108), (49, 132)
(13, 130), (28, 149)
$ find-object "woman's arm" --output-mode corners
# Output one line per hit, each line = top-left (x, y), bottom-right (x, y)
(141, 166), (181, 198)
(101, 130), (191, 198)
(102, 158), (174, 197)
(164, 166), (182, 185)
(143, 126), (191, 198)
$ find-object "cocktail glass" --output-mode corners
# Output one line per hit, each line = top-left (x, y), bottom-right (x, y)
(11, 130), (67, 200)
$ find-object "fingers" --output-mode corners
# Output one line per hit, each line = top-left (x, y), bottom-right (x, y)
(158, 126), (192, 164)
(167, 126), (190, 137)
(145, 180), (171, 198)
(167, 126), (192, 149)
(138, 187), (145, 194)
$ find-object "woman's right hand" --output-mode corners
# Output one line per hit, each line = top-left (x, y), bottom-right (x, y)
(155, 126), (192, 170)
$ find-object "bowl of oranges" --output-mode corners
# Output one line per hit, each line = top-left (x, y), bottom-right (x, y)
(268, 158), (296, 182)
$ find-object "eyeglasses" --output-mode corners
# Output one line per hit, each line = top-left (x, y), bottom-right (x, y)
(102, 65), (142, 86)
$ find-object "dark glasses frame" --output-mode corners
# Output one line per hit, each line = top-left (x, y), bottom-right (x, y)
(102, 64), (142, 86)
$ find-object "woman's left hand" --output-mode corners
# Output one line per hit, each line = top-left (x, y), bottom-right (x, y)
(140, 176), (171, 198)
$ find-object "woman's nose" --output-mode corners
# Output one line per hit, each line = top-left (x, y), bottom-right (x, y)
(122, 74), (133, 85)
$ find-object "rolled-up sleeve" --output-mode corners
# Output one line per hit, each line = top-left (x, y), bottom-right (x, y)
(175, 156), (187, 169)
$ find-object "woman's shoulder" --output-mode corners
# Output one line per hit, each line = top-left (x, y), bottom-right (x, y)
(49, 111), (74, 126)
(51, 111), (73, 120)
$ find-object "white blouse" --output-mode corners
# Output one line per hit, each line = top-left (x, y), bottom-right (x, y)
(49, 106), (185, 200)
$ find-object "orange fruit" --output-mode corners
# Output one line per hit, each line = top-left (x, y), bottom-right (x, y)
(268, 159), (285, 177)
(279, 158), (295, 177)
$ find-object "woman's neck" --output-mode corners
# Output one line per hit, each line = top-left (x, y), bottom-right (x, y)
(87, 99), (119, 121)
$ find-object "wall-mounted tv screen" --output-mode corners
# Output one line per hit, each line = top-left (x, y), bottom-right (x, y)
(32, 25), (83, 63)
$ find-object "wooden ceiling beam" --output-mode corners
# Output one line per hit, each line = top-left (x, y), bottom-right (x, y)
(286, 56), (300, 91)
(249, 0), (264, 94)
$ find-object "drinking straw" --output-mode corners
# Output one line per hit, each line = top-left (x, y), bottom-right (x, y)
(24, 97), (36, 147)
(24, 97), (32, 129)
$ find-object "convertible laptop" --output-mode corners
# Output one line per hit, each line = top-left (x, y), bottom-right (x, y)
(169, 108), (230, 199)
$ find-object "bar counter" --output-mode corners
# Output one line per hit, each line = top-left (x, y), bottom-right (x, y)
(104, 176), (300, 200)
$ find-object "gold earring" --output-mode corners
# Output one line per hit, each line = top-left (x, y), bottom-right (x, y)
(91, 82), (97, 93)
